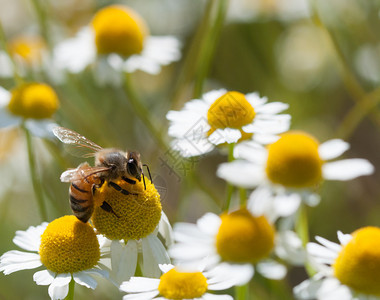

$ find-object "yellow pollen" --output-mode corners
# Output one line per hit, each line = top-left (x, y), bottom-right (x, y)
(158, 268), (208, 299)
(91, 5), (148, 56)
(333, 227), (380, 296)
(215, 208), (275, 263)
(91, 178), (162, 240)
(207, 91), (256, 130)
(265, 131), (323, 188)
(8, 83), (59, 119)
(39, 215), (100, 274)
(8, 36), (46, 64)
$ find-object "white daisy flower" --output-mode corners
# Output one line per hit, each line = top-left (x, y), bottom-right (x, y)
(294, 227), (380, 300)
(87, 177), (172, 285)
(53, 5), (181, 85)
(0, 216), (109, 300)
(0, 84), (59, 139)
(217, 131), (374, 217)
(169, 207), (300, 284)
(120, 263), (242, 300)
(166, 89), (290, 157)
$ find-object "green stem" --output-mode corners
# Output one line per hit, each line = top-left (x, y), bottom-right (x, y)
(296, 203), (314, 276)
(22, 122), (48, 221)
(0, 21), (23, 84)
(124, 73), (167, 151)
(239, 187), (247, 206)
(65, 278), (75, 300)
(224, 143), (235, 211)
(193, 0), (229, 98)
(235, 284), (249, 300)
(30, 0), (51, 49)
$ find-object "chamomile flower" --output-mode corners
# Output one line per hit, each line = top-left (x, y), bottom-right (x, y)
(166, 89), (290, 157)
(90, 177), (171, 285)
(294, 227), (380, 299)
(0, 216), (108, 300)
(120, 263), (245, 300)
(169, 208), (298, 283)
(217, 131), (374, 217)
(53, 5), (181, 85)
(0, 83), (59, 139)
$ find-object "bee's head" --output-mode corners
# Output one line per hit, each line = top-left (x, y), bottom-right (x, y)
(126, 152), (142, 181)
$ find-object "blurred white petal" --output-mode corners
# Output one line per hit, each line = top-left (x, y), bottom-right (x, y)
(318, 139), (350, 160)
(217, 161), (265, 188)
(257, 260), (287, 280)
(322, 159), (374, 180)
(120, 277), (160, 293)
(73, 272), (97, 289)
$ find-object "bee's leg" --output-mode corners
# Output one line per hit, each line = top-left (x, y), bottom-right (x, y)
(108, 181), (138, 196)
(92, 178), (105, 195)
(100, 201), (120, 218)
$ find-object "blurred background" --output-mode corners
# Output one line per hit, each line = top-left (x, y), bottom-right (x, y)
(0, 0), (379, 299)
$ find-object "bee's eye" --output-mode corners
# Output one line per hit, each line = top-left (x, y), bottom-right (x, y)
(127, 160), (138, 176)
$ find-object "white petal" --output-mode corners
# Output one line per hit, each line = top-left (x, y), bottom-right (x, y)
(233, 141), (268, 163)
(196, 213), (222, 236)
(202, 293), (233, 300)
(217, 161), (265, 188)
(203, 89), (227, 105)
(13, 222), (47, 251)
(322, 159), (374, 180)
(111, 240), (138, 285)
(318, 277), (352, 300)
(73, 272), (97, 289)
(158, 212), (174, 247)
(25, 120), (58, 139)
(33, 269), (55, 285)
(245, 92), (268, 107)
(209, 128), (241, 145)
(318, 139), (350, 160)
(273, 193), (301, 217)
(122, 290), (160, 300)
(169, 243), (214, 263)
(53, 27), (95, 73)
(0, 251), (42, 274)
(0, 86), (11, 106)
(275, 231), (306, 266)
(307, 243), (337, 261)
(293, 277), (323, 299)
(256, 260), (287, 280)
(158, 264), (174, 274)
(169, 137), (214, 157)
(48, 273), (71, 300)
(0, 52), (14, 78)
(315, 236), (341, 253)
(251, 133), (281, 145)
(337, 231), (352, 246)
(173, 222), (210, 243)
(141, 235), (170, 278)
(205, 263), (254, 289)
(0, 106), (20, 128)
(83, 268), (109, 279)
(255, 102), (289, 114)
(120, 277), (160, 293)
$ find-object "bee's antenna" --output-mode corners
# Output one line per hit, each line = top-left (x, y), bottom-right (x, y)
(143, 164), (153, 184)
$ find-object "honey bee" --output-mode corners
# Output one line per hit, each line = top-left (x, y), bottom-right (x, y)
(53, 126), (152, 222)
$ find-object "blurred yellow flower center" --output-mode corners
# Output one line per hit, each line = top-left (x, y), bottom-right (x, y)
(39, 215), (100, 274)
(8, 83), (59, 119)
(158, 268), (208, 299)
(91, 5), (148, 56)
(8, 36), (45, 64)
(207, 91), (256, 130)
(265, 131), (322, 188)
(216, 208), (275, 263)
(333, 227), (380, 296)
(91, 178), (162, 240)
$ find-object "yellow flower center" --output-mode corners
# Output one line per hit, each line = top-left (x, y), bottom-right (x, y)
(158, 268), (208, 299)
(333, 227), (380, 296)
(265, 131), (323, 188)
(91, 5), (148, 57)
(8, 83), (59, 119)
(215, 208), (275, 263)
(39, 215), (100, 274)
(7, 36), (46, 64)
(91, 178), (162, 240)
(207, 91), (256, 130)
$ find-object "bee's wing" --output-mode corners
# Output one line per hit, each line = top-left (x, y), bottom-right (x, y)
(60, 164), (111, 182)
(53, 127), (103, 158)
